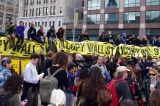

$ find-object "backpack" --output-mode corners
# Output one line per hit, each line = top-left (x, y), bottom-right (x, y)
(40, 68), (62, 103)
(106, 78), (124, 106)
(0, 92), (15, 106)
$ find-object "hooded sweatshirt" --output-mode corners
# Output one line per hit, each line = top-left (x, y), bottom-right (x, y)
(16, 26), (25, 36)
(120, 33), (126, 44)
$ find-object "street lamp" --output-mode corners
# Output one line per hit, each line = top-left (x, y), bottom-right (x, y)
(73, 7), (84, 42)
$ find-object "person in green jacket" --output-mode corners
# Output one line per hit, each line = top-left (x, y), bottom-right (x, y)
(5, 19), (16, 48)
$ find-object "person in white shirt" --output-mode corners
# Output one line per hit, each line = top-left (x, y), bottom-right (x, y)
(21, 53), (43, 106)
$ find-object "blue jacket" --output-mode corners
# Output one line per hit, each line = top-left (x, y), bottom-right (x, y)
(120, 33), (126, 44)
(16, 26), (25, 36)
(155, 40), (160, 47)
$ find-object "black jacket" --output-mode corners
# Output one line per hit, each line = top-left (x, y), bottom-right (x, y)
(27, 27), (36, 40)
(47, 30), (56, 38)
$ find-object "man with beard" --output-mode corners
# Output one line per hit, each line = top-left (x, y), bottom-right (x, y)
(5, 19), (15, 48)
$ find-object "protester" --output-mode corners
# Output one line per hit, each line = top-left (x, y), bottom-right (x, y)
(120, 33), (127, 44)
(27, 23), (37, 41)
(143, 56), (154, 79)
(106, 30), (114, 44)
(0, 74), (26, 106)
(115, 34), (121, 45)
(5, 19), (15, 48)
(16, 21), (25, 47)
(82, 66), (106, 106)
(141, 36), (148, 46)
(0, 57), (12, 88)
(155, 37), (160, 47)
(50, 89), (66, 106)
(114, 66), (131, 100)
(42, 51), (69, 105)
(149, 89), (160, 106)
(141, 68), (160, 106)
(79, 30), (89, 41)
(135, 36), (142, 46)
(98, 32), (106, 42)
(21, 53), (43, 106)
(43, 51), (53, 72)
(65, 63), (81, 106)
(37, 50), (45, 74)
(92, 56), (111, 84)
(47, 26), (57, 51)
(37, 25), (45, 44)
(149, 36), (156, 46)
(56, 27), (64, 40)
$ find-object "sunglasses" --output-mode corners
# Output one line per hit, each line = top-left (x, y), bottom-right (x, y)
(149, 73), (156, 76)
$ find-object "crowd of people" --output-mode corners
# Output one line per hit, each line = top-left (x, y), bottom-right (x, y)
(5, 19), (160, 51)
(0, 49), (160, 106)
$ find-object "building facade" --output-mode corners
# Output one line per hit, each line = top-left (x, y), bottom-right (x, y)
(0, 0), (19, 33)
(64, 0), (160, 41)
(17, 0), (82, 38)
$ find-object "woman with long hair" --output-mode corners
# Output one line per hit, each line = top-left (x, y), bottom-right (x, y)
(42, 51), (69, 106)
(82, 66), (106, 106)
(56, 27), (64, 40)
(141, 68), (160, 106)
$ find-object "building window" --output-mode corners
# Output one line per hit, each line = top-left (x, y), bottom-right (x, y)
(42, 22), (44, 25)
(51, 0), (56, 2)
(35, 22), (37, 27)
(26, 9), (28, 17)
(0, 20), (2, 24)
(37, 0), (41, 4)
(50, 6), (55, 15)
(30, 9), (32, 17)
(105, 0), (119, 8)
(6, 6), (14, 13)
(87, 14), (100, 24)
(32, 9), (34, 16)
(146, 11), (160, 23)
(59, 21), (61, 26)
(36, 8), (38, 16)
(30, 0), (34, 5)
(46, 7), (48, 15)
(124, 0), (140, 7)
(39, 8), (41, 16)
(60, 7), (62, 13)
(88, 0), (101, 10)
(16, 1), (19, 6)
(146, 0), (160, 6)
(43, 7), (46, 16)
(123, 12), (140, 24)
(45, 22), (47, 27)
(0, 0), (4, 2)
(44, 0), (48, 3)
(53, 21), (55, 26)
(105, 13), (119, 24)
(25, 0), (29, 5)
(23, 10), (25, 17)
(0, 5), (4, 11)
(38, 22), (40, 27)
(6, 14), (12, 19)
(49, 21), (51, 26)
(7, 0), (14, 4)
(0, 12), (3, 17)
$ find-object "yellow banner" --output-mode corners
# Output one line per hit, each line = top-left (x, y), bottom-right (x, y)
(11, 59), (20, 75)
(0, 37), (47, 57)
(0, 37), (160, 59)
(53, 38), (117, 57)
(21, 59), (30, 74)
